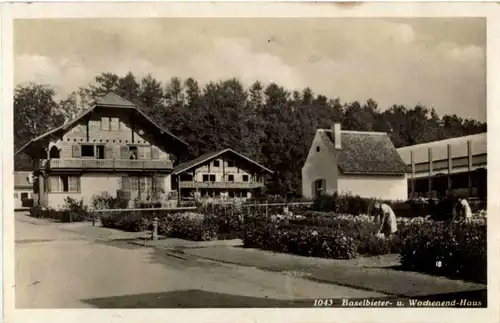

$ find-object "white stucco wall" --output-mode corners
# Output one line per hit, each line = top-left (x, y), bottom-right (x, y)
(46, 173), (173, 209)
(337, 174), (408, 201)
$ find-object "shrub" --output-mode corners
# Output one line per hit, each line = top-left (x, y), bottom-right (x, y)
(61, 197), (89, 222)
(91, 192), (118, 210)
(99, 210), (219, 241)
(243, 220), (358, 259)
(399, 219), (486, 283)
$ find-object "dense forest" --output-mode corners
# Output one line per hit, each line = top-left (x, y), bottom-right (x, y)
(14, 72), (487, 196)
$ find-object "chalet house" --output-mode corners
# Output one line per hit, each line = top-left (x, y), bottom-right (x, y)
(14, 171), (34, 209)
(16, 93), (188, 209)
(172, 148), (273, 203)
(302, 124), (408, 201)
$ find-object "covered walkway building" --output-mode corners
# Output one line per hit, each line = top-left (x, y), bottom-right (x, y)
(396, 133), (486, 200)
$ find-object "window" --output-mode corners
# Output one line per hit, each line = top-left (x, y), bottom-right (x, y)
(228, 174), (234, 182)
(227, 160), (235, 167)
(213, 160), (220, 167)
(129, 146), (138, 160)
(49, 176), (80, 193)
(316, 146), (320, 152)
(138, 146), (151, 160)
(81, 145), (95, 157)
(96, 145), (105, 159)
(131, 177), (139, 191)
(110, 117), (120, 131)
(202, 175), (209, 182)
(140, 177), (152, 192)
(229, 191), (235, 198)
(242, 175), (249, 182)
(180, 174), (193, 181)
(209, 174), (216, 182)
(101, 117), (110, 131)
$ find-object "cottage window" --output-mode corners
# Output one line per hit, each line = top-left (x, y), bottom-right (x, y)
(242, 175), (249, 182)
(227, 160), (235, 167)
(209, 174), (216, 182)
(316, 146), (320, 152)
(202, 175), (209, 182)
(81, 145), (95, 157)
(228, 174), (234, 182)
(101, 117), (110, 131)
(213, 160), (220, 167)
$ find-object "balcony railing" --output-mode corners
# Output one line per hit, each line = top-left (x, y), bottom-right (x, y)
(47, 158), (173, 170)
(179, 181), (265, 189)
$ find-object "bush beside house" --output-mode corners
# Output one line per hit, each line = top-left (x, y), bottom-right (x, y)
(29, 196), (90, 222)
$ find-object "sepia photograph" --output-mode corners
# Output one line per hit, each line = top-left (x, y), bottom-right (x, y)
(3, 2), (497, 321)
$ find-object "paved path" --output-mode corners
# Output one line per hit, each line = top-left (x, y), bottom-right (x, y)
(181, 247), (486, 298)
(15, 213), (386, 308)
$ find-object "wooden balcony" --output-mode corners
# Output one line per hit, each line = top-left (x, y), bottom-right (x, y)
(179, 181), (265, 189)
(47, 158), (173, 170)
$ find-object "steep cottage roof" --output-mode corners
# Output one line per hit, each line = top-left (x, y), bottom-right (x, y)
(173, 148), (273, 175)
(319, 129), (407, 174)
(15, 92), (188, 157)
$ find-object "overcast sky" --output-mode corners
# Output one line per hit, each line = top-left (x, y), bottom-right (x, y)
(14, 18), (486, 121)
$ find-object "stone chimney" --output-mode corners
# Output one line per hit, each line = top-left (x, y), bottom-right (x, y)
(332, 123), (342, 149)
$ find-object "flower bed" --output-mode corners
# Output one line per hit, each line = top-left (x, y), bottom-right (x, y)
(242, 211), (486, 282)
(100, 211), (219, 241)
(400, 219), (486, 284)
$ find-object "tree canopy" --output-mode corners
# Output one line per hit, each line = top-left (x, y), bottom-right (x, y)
(14, 72), (487, 195)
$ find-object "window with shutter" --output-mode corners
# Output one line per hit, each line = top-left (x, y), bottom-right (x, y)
(144, 147), (151, 159)
(50, 176), (60, 192)
(151, 147), (160, 159)
(101, 117), (110, 131)
(139, 177), (147, 191)
(131, 177), (139, 191)
(121, 176), (131, 191)
(120, 146), (129, 159)
(138, 146), (146, 159)
(110, 117), (120, 131)
(69, 176), (80, 192)
(72, 144), (81, 158)
(154, 175), (165, 192)
(104, 145), (114, 159)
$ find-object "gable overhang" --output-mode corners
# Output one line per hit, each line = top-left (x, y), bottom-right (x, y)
(340, 170), (407, 176)
(173, 148), (274, 175)
(15, 102), (188, 158)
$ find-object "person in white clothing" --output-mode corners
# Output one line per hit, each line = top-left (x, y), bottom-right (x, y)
(374, 201), (398, 238)
(457, 197), (472, 219)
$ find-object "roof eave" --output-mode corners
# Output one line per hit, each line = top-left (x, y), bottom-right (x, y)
(341, 171), (407, 176)
(173, 149), (273, 175)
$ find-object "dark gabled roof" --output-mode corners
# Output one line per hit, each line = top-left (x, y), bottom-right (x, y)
(320, 129), (407, 174)
(15, 92), (188, 157)
(173, 148), (273, 175)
